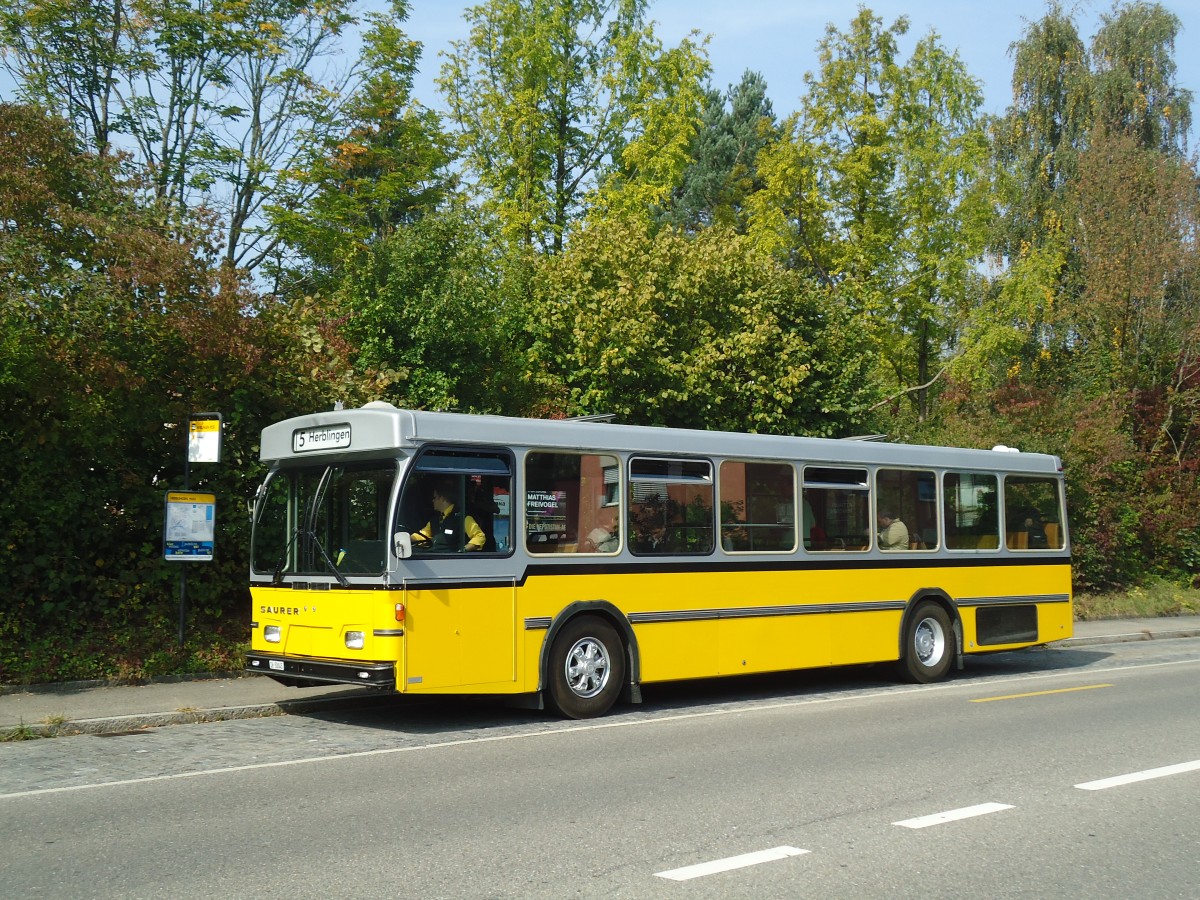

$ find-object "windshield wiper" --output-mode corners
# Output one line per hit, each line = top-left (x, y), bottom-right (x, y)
(312, 534), (349, 587)
(305, 466), (349, 587)
(272, 525), (349, 588)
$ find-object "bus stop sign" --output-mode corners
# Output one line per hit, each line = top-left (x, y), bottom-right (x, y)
(164, 491), (216, 562)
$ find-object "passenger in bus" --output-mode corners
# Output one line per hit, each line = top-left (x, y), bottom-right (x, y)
(876, 511), (909, 551)
(802, 499), (816, 548)
(1024, 509), (1049, 549)
(412, 478), (487, 552)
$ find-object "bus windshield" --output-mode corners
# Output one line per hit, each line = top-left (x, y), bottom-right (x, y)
(251, 461), (398, 578)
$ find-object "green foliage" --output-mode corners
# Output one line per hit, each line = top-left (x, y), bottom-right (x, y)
(988, 0), (1091, 259)
(439, 0), (709, 253)
(1075, 580), (1200, 621)
(0, 104), (353, 679)
(334, 207), (535, 414)
(1, 0), (359, 272)
(751, 11), (990, 422)
(659, 70), (778, 232)
(1091, 1), (1192, 154)
(1063, 132), (1199, 394)
(270, 0), (451, 293)
(529, 217), (876, 435)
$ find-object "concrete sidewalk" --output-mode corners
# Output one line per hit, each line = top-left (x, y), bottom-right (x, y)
(3, 616), (1199, 739)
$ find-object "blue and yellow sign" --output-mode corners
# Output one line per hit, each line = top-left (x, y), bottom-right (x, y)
(164, 491), (216, 562)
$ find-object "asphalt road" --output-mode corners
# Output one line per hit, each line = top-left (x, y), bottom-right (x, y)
(2, 638), (1198, 899)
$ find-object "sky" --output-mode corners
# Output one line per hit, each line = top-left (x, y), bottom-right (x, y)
(399, 0), (1200, 138)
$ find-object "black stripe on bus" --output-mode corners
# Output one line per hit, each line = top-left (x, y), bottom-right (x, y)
(255, 554), (1071, 594)
(525, 594), (1066, 630)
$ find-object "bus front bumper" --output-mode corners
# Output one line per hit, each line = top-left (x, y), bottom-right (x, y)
(245, 652), (396, 688)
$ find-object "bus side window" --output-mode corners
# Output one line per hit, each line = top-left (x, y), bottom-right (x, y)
(1004, 475), (1065, 550)
(525, 452), (621, 554)
(397, 451), (512, 555)
(802, 466), (869, 552)
(719, 460), (796, 552)
(875, 468), (938, 551)
(629, 458), (714, 555)
(944, 472), (999, 550)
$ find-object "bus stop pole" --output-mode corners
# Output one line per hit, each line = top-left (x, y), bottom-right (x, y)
(179, 453), (189, 647)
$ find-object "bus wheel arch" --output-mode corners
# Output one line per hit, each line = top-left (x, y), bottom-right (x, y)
(897, 590), (960, 684)
(540, 601), (640, 718)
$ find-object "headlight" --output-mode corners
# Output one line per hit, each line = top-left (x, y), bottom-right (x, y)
(345, 630), (365, 650)
(264, 625), (281, 643)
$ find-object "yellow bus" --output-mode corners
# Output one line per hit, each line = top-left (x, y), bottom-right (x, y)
(246, 403), (1071, 718)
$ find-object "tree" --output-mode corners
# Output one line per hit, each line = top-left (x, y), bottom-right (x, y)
(799, 7), (908, 291)
(270, 0), (451, 294)
(2, 0), (359, 274)
(528, 216), (877, 435)
(1065, 132), (1200, 395)
(438, 0), (707, 253)
(0, 0), (127, 153)
(989, 1), (1092, 260)
(0, 102), (370, 677)
(0, 102), (212, 627)
(660, 70), (777, 233)
(750, 10), (988, 421)
(333, 207), (534, 415)
(888, 33), (990, 420)
(1091, 0), (1192, 155)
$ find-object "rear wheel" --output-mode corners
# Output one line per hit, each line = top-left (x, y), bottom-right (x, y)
(899, 601), (953, 683)
(547, 615), (625, 719)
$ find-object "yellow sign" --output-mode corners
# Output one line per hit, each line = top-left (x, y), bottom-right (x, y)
(188, 413), (223, 463)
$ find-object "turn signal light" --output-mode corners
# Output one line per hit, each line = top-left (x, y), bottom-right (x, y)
(395, 602), (406, 622)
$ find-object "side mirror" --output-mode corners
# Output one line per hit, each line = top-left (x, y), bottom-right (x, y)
(394, 532), (413, 560)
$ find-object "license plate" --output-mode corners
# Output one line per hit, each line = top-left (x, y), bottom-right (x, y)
(269, 659), (285, 671)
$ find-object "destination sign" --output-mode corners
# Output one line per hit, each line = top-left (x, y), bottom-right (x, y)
(293, 423), (351, 453)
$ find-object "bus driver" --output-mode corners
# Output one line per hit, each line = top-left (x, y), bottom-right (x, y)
(412, 478), (487, 552)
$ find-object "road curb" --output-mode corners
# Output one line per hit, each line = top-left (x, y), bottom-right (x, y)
(1049, 627), (1200, 649)
(2, 693), (393, 740)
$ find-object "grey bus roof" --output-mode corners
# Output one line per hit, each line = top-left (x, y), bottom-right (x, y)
(260, 402), (1062, 475)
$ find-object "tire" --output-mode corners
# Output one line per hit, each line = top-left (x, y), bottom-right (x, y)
(546, 615), (625, 719)
(898, 601), (954, 683)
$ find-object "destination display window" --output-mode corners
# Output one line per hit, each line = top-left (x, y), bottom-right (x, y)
(719, 461), (796, 552)
(801, 466), (870, 551)
(944, 472), (1000, 550)
(628, 458), (714, 555)
(525, 452), (622, 554)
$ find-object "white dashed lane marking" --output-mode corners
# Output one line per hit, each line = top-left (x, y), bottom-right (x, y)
(893, 802), (1015, 829)
(655, 846), (809, 881)
(1075, 759), (1200, 791)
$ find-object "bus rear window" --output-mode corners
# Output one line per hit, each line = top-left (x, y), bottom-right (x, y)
(1004, 476), (1065, 550)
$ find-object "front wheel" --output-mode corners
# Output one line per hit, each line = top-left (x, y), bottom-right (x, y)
(898, 601), (954, 683)
(546, 615), (625, 719)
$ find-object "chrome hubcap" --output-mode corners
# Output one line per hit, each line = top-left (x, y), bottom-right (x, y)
(564, 636), (611, 699)
(914, 617), (946, 666)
